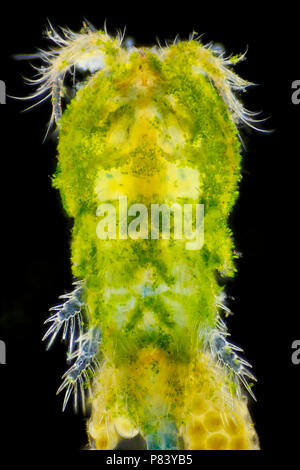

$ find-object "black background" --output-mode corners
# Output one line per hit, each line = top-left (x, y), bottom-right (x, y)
(0, 1), (298, 461)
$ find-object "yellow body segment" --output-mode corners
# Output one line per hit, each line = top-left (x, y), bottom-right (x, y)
(89, 351), (258, 450)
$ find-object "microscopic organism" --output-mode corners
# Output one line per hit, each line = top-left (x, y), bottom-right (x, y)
(24, 21), (260, 450)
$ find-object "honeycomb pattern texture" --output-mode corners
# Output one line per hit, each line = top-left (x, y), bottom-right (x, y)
(88, 350), (258, 450)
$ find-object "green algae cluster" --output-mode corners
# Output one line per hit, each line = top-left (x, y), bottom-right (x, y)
(53, 39), (241, 367)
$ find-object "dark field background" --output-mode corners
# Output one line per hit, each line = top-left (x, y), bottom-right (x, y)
(0, 2), (298, 462)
